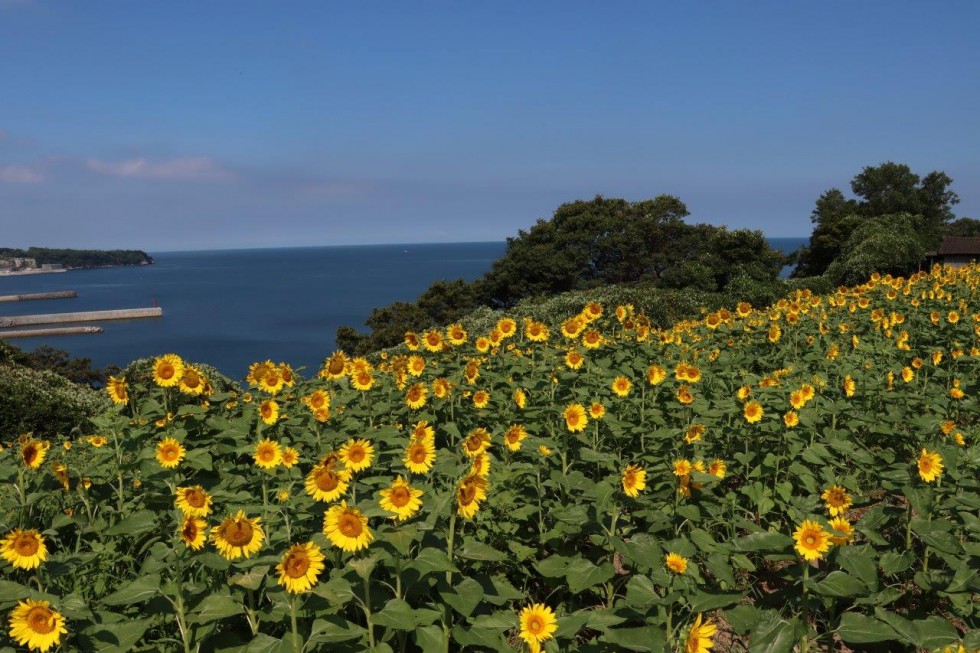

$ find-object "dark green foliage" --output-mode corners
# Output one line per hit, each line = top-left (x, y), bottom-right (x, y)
(0, 247), (153, 268)
(824, 214), (927, 286)
(944, 217), (980, 238)
(0, 341), (118, 387)
(0, 363), (110, 438)
(794, 163), (959, 277)
(337, 195), (788, 353)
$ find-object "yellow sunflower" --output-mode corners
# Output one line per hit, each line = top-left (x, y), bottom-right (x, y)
(259, 399), (279, 425)
(152, 354), (185, 388)
(743, 401), (764, 424)
(665, 552), (688, 574)
(106, 375), (129, 405)
(676, 385), (695, 405)
(180, 516), (207, 551)
(20, 440), (48, 470)
(211, 511), (264, 560)
(178, 366), (206, 396)
(581, 329), (603, 349)
(433, 377), (453, 399)
(305, 464), (350, 502)
(253, 439), (282, 469)
(319, 351), (349, 380)
(783, 411), (799, 428)
(403, 332), (421, 351)
(281, 447), (300, 468)
(8, 599), (67, 652)
(350, 370), (374, 392)
(446, 323), (468, 346)
(404, 438), (436, 474)
(589, 402), (606, 420)
(155, 437), (186, 469)
(462, 428), (492, 458)
(525, 320), (550, 342)
(456, 473), (488, 519)
(323, 501), (373, 552)
(684, 613), (717, 653)
(504, 424), (528, 452)
(1, 529), (47, 570)
(514, 388), (528, 409)
(405, 383), (428, 410)
(175, 486), (213, 517)
(621, 464), (646, 498)
(843, 375), (856, 397)
(472, 390), (490, 409)
(564, 350), (585, 370)
(378, 476), (424, 521)
(422, 329), (443, 352)
(412, 420), (435, 441)
(339, 438), (374, 473)
(563, 403), (588, 433)
(518, 603), (557, 653)
(708, 459), (727, 479)
(821, 485), (851, 517)
(673, 459), (693, 476)
(277, 542), (326, 594)
(647, 364), (667, 385)
(793, 520), (831, 561)
(611, 376), (632, 397)
(829, 517), (854, 546)
(684, 424), (705, 444)
(497, 317), (518, 338)
(917, 449), (943, 483)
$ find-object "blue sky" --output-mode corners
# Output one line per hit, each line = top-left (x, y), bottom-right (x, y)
(1, 1), (978, 250)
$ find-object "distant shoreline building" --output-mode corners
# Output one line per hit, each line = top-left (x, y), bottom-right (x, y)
(923, 237), (980, 269)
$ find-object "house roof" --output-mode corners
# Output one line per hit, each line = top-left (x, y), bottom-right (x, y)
(936, 237), (980, 256)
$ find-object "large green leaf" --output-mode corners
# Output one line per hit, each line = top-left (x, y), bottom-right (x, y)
(192, 593), (244, 624)
(836, 612), (900, 644)
(101, 574), (161, 606)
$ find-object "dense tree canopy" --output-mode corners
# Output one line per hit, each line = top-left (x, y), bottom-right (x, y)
(793, 162), (959, 277)
(944, 217), (980, 238)
(337, 195), (788, 354)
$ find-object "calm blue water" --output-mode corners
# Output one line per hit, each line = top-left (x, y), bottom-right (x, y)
(1, 238), (807, 378)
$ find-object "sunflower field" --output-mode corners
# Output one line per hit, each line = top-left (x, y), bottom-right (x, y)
(1, 264), (978, 652)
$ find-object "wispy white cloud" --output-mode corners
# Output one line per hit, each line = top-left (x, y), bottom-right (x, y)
(0, 164), (45, 184)
(85, 156), (234, 181)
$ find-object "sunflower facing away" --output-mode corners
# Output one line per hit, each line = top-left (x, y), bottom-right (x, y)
(621, 464), (647, 498)
(665, 552), (688, 574)
(793, 520), (831, 561)
(8, 599), (68, 652)
(152, 354), (185, 388)
(175, 486), (213, 517)
(518, 603), (558, 653)
(155, 437), (186, 469)
(180, 516), (207, 551)
(211, 511), (265, 560)
(277, 542), (326, 594)
(339, 438), (374, 473)
(684, 613), (717, 653)
(253, 439), (282, 469)
(378, 476), (424, 521)
(917, 449), (943, 483)
(2, 529), (48, 570)
(323, 501), (373, 552)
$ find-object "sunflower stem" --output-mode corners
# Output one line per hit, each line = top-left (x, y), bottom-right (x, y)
(445, 511), (457, 584)
(801, 562), (810, 652)
(289, 594), (301, 653)
(362, 575), (375, 647)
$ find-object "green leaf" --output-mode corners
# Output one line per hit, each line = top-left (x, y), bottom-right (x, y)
(553, 612), (590, 639)
(874, 609), (919, 646)
(101, 574), (161, 606)
(309, 616), (368, 644)
(410, 547), (458, 577)
(835, 547), (878, 590)
(371, 598), (417, 631)
(414, 625), (447, 653)
(535, 555), (572, 578)
(228, 566), (269, 591)
(810, 571), (869, 598)
(601, 626), (666, 652)
(104, 510), (158, 537)
(748, 612), (802, 653)
(878, 551), (913, 575)
(913, 616), (959, 649)
(469, 612), (514, 630)
(192, 593), (244, 624)
(441, 577), (484, 617)
(725, 605), (762, 634)
(731, 531), (793, 553)
(687, 591), (743, 612)
(311, 577), (354, 605)
(456, 540), (508, 562)
(81, 618), (152, 653)
(625, 574), (658, 609)
(836, 613), (900, 644)
(585, 609), (627, 632)
(565, 558), (614, 594)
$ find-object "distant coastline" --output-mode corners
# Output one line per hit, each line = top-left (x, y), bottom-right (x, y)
(0, 247), (153, 275)
(0, 268), (68, 276)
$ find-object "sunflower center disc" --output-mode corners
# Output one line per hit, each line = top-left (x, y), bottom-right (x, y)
(225, 520), (254, 546)
(339, 514), (362, 537)
(391, 487), (410, 507)
(15, 534), (39, 556)
(348, 449), (364, 463)
(410, 447), (426, 463)
(186, 490), (206, 507)
(285, 553), (310, 578)
(27, 607), (55, 634)
(316, 471), (339, 491)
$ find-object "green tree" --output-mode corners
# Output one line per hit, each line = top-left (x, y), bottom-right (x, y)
(794, 162), (959, 277)
(823, 213), (927, 286)
(944, 217), (980, 238)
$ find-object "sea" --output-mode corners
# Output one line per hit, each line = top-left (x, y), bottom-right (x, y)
(0, 238), (807, 379)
